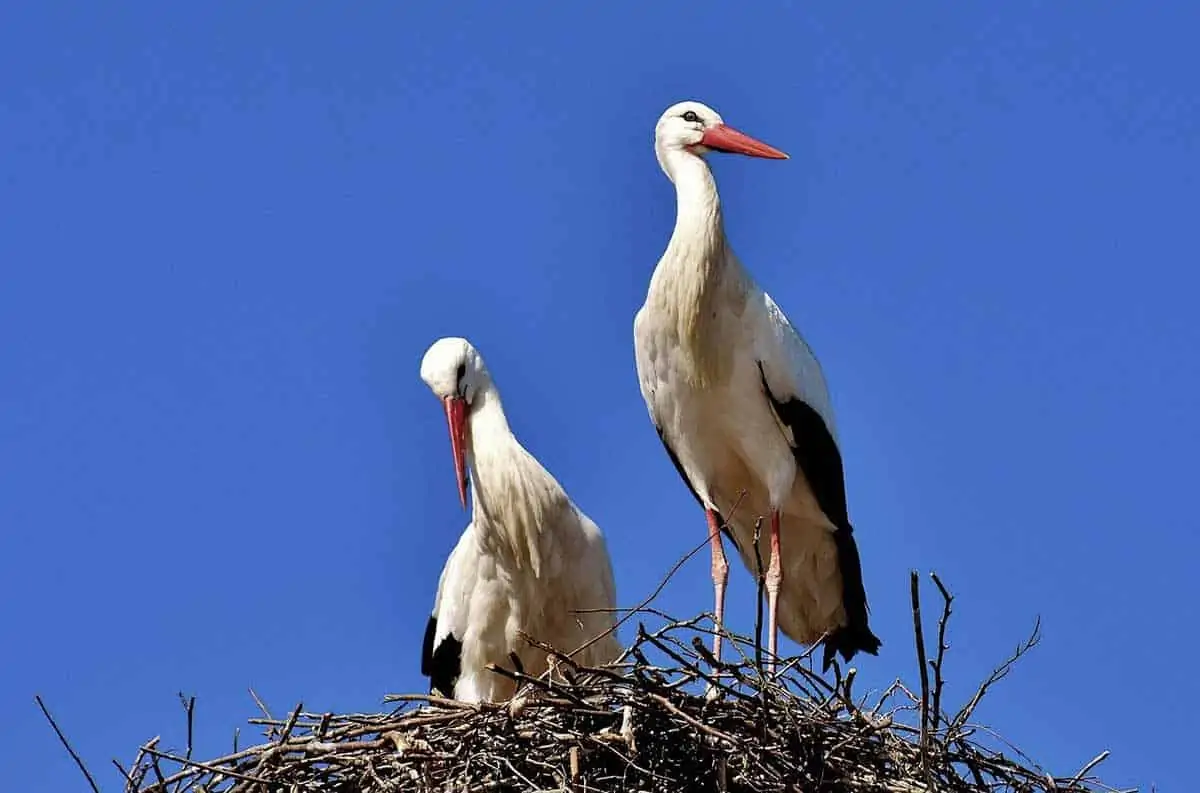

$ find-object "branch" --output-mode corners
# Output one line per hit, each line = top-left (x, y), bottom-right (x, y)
(567, 492), (747, 661)
(929, 572), (953, 733)
(908, 571), (931, 778)
(35, 695), (101, 793)
(951, 615), (1043, 735)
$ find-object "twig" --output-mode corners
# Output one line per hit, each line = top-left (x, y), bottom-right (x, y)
(929, 572), (953, 733)
(909, 571), (931, 779)
(951, 615), (1043, 735)
(179, 692), (195, 761)
(1068, 750), (1111, 787)
(278, 702), (304, 744)
(34, 695), (101, 793)
(112, 758), (136, 789)
(174, 692), (196, 793)
(247, 687), (274, 733)
(142, 746), (272, 787)
(568, 492), (747, 661)
(751, 516), (766, 684)
(645, 692), (739, 747)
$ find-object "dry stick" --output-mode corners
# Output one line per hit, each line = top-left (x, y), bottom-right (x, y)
(951, 615), (1042, 736)
(277, 703), (304, 744)
(908, 571), (931, 780)
(112, 759), (136, 789)
(751, 516), (766, 683)
(644, 692), (740, 747)
(174, 693), (196, 793)
(929, 572), (953, 734)
(1067, 750), (1111, 788)
(122, 737), (156, 793)
(636, 625), (751, 703)
(485, 664), (597, 711)
(34, 695), (102, 793)
(147, 751), (169, 793)
(179, 693), (196, 761)
(141, 746), (272, 788)
(567, 491), (748, 662)
(248, 687), (274, 722)
(382, 693), (482, 710)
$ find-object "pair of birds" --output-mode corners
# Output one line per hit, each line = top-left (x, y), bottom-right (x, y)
(417, 100), (882, 703)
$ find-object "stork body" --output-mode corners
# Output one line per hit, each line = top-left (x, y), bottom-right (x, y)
(419, 337), (621, 703)
(633, 101), (881, 674)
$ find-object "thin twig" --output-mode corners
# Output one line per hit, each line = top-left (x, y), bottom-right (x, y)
(34, 695), (101, 793)
(1068, 750), (1111, 787)
(568, 492), (747, 661)
(174, 692), (196, 793)
(751, 516), (766, 684)
(909, 571), (931, 781)
(951, 616), (1043, 735)
(929, 572), (953, 733)
(142, 746), (273, 787)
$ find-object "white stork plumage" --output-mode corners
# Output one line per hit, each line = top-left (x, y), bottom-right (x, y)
(633, 101), (881, 675)
(418, 337), (622, 702)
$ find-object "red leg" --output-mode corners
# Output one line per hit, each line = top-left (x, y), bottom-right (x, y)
(706, 508), (729, 668)
(766, 509), (783, 674)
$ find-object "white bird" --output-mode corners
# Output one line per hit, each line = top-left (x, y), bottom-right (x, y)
(418, 336), (622, 702)
(633, 101), (881, 675)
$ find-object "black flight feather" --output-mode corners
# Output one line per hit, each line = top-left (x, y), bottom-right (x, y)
(421, 614), (463, 698)
(757, 362), (882, 671)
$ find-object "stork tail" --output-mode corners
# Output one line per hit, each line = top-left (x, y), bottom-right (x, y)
(821, 526), (882, 672)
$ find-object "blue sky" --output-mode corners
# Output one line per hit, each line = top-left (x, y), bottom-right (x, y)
(2, 3), (1196, 790)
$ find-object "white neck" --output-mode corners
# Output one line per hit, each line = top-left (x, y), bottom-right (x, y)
(659, 147), (725, 269)
(464, 383), (559, 576)
(464, 382), (514, 495)
(648, 148), (739, 386)
(465, 383), (511, 449)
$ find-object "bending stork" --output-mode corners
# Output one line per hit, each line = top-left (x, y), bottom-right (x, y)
(632, 101), (881, 675)
(419, 337), (621, 702)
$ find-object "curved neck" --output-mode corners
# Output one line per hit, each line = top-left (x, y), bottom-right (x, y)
(463, 383), (556, 576)
(661, 149), (725, 270)
(649, 149), (736, 387)
(465, 383), (511, 465)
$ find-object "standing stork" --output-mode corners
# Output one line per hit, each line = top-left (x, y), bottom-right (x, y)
(632, 101), (881, 675)
(419, 337), (621, 702)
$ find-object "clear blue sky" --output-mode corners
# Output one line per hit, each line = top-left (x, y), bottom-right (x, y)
(2, 3), (1196, 790)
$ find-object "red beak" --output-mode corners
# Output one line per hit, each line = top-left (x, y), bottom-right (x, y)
(442, 396), (468, 509)
(700, 124), (789, 159)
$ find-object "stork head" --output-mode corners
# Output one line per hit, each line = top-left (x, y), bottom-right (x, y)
(654, 101), (788, 168)
(420, 336), (490, 509)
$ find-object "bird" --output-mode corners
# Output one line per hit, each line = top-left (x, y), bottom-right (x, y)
(418, 336), (622, 702)
(632, 100), (881, 676)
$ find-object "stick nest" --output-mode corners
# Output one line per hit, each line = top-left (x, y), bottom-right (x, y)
(97, 573), (1124, 793)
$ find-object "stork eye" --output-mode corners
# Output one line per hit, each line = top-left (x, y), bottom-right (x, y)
(455, 361), (467, 391)
(682, 110), (701, 124)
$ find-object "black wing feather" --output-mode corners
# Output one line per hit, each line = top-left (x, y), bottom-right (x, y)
(757, 363), (882, 671)
(421, 614), (463, 698)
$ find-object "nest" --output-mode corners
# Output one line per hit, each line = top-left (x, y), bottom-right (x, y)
(44, 573), (1127, 793)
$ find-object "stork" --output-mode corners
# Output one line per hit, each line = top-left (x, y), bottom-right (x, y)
(632, 101), (881, 676)
(418, 337), (622, 703)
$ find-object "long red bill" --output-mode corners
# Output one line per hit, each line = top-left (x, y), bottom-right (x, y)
(442, 396), (468, 509)
(700, 124), (789, 159)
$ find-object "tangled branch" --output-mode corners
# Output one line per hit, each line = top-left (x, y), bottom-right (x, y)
(36, 571), (1130, 793)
